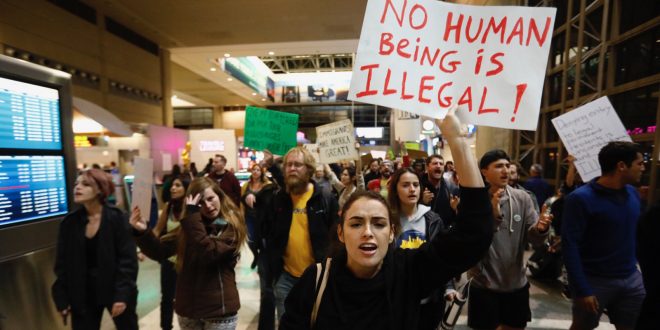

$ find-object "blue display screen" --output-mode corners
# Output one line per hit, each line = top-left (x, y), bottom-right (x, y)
(0, 155), (68, 226)
(0, 77), (62, 150)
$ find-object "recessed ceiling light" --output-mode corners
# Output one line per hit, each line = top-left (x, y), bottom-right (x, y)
(210, 67), (217, 71)
(252, 92), (257, 96)
(227, 78), (233, 81)
(268, 51), (275, 55)
(224, 53), (231, 58)
(261, 98), (266, 101)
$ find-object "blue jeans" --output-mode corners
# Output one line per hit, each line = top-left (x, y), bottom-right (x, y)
(572, 270), (646, 329)
(274, 271), (300, 320)
(178, 314), (238, 330)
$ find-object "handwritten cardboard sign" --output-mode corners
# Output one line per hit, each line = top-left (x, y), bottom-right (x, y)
(349, 0), (556, 130)
(316, 119), (359, 163)
(131, 157), (154, 223)
(244, 106), (299, 156)
(551, 96), (632, 181)
(303, 143), (321, 163)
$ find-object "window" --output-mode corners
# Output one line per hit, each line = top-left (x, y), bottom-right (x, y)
(620, 0), (660, 33)
(609, 84), (659, 134)
(614, 26), (660, 85)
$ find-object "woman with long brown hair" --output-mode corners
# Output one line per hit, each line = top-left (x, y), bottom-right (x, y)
(241, 163), (272, 268)
(151, 174), (190, 330)
(130, 177), (247, 330)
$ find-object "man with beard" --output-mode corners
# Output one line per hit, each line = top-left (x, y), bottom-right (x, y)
(420, 154), (458, 228)
(206, 154), (241, 206)
(508, 163), (539, 212)
(258, 146), (339, 322)
(467, 149), (551, 330)
(363, 159), (381, 184)
(379, 160), (393, 198)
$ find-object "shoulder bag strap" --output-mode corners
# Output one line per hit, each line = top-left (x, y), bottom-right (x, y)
(311, 258), (332, 328)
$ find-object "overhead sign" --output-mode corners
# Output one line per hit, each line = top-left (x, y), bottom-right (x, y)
(551, 96), (632, 181)
(348, 0), (556, 130)
(316, 119), (359, 163)
(244, 106), (299, 156)
(199, 140), (225, 152)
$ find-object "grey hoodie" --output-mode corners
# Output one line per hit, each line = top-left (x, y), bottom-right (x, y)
(470, 185), (548, 292)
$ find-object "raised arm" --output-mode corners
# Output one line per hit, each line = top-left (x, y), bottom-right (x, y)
(435, 106), (483, 188)
(412, 105), (493, 297)
(179, 194), (239, 262)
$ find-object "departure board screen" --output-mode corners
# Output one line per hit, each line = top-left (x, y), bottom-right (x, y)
(0, 76), (62, 150)
(0, 156), (68, 226)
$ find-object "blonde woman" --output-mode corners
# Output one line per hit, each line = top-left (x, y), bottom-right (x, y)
(130, 177), (247, 330)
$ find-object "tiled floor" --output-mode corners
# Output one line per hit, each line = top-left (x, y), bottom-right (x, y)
(102, 246), (615, 330)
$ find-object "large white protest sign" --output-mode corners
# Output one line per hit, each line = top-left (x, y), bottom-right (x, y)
(131, 157), (154, 223)
(551, 97), (632, 182)
(316, 119), (359, 164)
(349, 0), (556, 130)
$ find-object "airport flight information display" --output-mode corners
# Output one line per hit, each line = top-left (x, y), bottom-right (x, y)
(0, 156), (68, 226)
(0, 76), (62, 150)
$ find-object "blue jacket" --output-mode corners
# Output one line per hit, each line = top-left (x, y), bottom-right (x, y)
(561, 180), (641, 297)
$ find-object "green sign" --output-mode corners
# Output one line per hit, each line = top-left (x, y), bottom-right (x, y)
(244, 106), (299, 156)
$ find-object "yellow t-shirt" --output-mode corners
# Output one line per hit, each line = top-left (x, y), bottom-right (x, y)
(380, 177), (390, 198)
(283, 184), (315, 277)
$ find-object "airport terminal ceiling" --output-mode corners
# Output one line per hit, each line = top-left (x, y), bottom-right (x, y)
(80, 0), (516, 108)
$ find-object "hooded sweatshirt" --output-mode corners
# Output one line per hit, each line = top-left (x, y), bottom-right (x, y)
(470, 185), (548, 292)
(397, 204), (433, 249)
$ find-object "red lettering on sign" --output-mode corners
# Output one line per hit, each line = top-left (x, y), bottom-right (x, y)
(418, 76), (434, 103)
(380, 32), (394, 55)
(486, 52), (504, 76)
(355, 64), (380, 98)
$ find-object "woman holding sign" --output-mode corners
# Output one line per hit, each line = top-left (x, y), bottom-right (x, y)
(130, 177), (247, 330)
(324, 162), (365, 209)
(279, 106), (493, 330)
(52, 169), (139, 330)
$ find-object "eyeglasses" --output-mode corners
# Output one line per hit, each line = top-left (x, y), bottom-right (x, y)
(285, 162), (305, 169)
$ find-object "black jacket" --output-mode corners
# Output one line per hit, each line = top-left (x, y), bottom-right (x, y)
(52, 205), (138, 312)
(420, 175), (456, 228)
(259, 181), (339, 280)
(280, 187), (493, 330)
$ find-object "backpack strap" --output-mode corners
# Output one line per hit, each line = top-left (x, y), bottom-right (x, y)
(310, 258), (332, 328)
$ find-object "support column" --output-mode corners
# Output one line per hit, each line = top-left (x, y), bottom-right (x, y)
(160, 48), (173, 127)
(213, 106), (224, 128)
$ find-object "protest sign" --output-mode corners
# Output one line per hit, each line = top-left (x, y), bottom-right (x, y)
(316, 119), (359, 163)
(131, 157), (154, 223)
(361, 152), (374, 168)
(244, 106), (299, 156)
(551, 96), (632, 181)
(303, 143), (321, 163)
(349, 0), (556, 130)
(407, 148), (429, 160)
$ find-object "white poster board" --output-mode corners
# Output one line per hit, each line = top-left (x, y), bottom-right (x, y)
(161, 153), (172, 172)
(316, 119), (359, 163)
(551, 96), (632, 181)
(303, 143), (321, 163)
(348, 0), (556, 130)
(131, 157), (154, 223)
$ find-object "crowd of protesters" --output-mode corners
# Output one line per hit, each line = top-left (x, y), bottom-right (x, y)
(53, 107), (656, 330)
